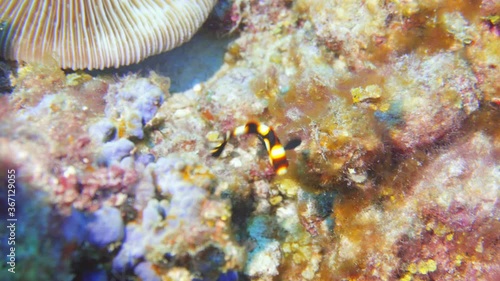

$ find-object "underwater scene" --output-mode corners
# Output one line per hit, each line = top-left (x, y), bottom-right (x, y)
(0, 0), (499, 280)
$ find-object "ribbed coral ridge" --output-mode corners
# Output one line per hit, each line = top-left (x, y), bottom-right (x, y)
(0, 0), (217, 70)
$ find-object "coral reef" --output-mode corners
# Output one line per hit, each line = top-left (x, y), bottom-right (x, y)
(378, 52), (481, 152)
(113, 154), (245, 279)
(0, 0), (498, 280)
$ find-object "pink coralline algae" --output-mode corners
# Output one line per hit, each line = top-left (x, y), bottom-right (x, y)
(394, 131), (500, 281)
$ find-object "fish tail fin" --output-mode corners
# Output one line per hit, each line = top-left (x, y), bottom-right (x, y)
(211, 131), (231, 157)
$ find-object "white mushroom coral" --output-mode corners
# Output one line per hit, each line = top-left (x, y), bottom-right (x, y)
(0, 0), (217, 70)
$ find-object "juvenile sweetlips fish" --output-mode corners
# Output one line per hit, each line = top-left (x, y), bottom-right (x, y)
(211, 121), (301, 175)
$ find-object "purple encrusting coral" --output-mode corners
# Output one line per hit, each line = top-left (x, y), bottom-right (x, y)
(0, 0), (499, 280)
(112, 154), (244, 279)
(134, 261), (161, 281)
(96, 139), (135, 166)
(103, 76), (166, 139)
(88, 120), (116, 143)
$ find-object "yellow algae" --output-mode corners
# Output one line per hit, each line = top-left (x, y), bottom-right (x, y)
(15, 64), (34, 82)
(417, 260), (428, 274)
(434, 222), (451, 236)
(275, 178), (300, 197)
(378, 102), (391, 112)
(407, 263), (417, 274)
(224, 42), (242, 65)
(115, 118), (127, 138)
(269, 195), (283, 205)
(351, 87), (364, 103)
(270, 53), (282, 64)
(484, 15), (500, 25)
(400, 273), (413, 281)
(227, 42), (241, 57)
(206, 131), (221, 142)
(426, 259), (437, 272)
(454, 254), (464, 266)
(365, 0), (379, 13)
(180, 165), (215, 188)
(65, 72), (92, 86)
(446, 233), (454, 241)
(425, 221), (434, 231)
(256, 77), (280, 101)
(282, 238), (314, 267)
(282, 242), (292, 253)
(350, 84), (382, 104)
(425, 220), (451, 236)
(380, 186), (394, 197)
(392, 0), (420, 17)
(440, 89), (463, 109)
(417, 259), (437, 274)
(293, 252), (306, 263)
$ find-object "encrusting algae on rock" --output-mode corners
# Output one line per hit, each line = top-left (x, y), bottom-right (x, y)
(0, 0), (499, 280)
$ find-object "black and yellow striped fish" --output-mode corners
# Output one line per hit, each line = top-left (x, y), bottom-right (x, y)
(211, 121), (301, 175)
